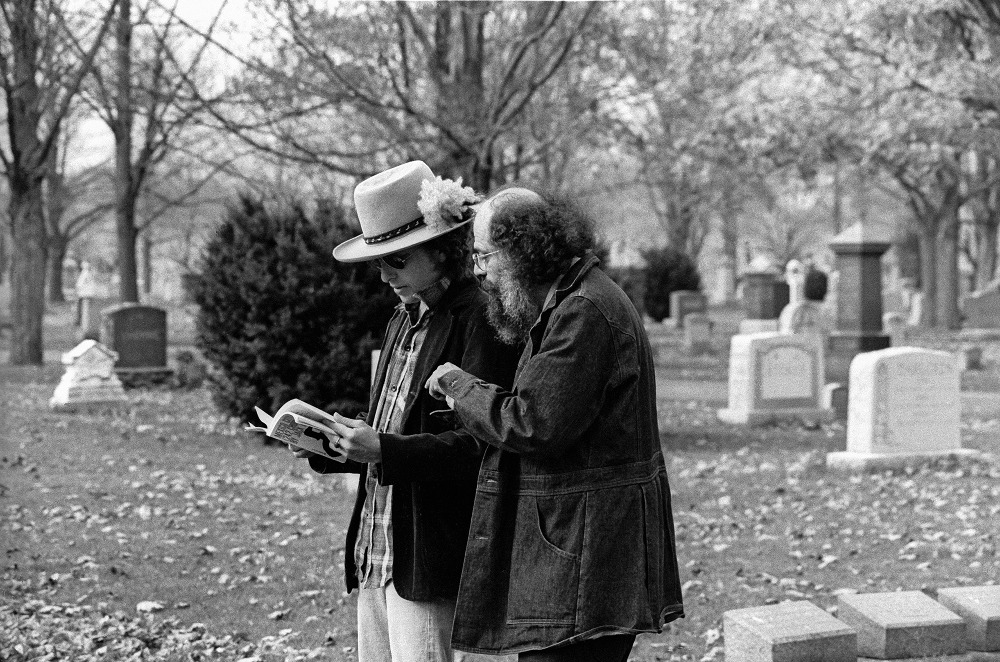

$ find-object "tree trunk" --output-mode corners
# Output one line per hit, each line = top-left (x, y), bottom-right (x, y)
(45, 136), (68, 304)
(142, 233), (152, 296)
(8, 184), (47, 365)
(917, 223), (937, 328)
(47, 234), (68, 303)
(113, 0), (139, 303)
(935, 209), (961, 329)
(978, 220), (999, 288)
(7, 0), (48, 365)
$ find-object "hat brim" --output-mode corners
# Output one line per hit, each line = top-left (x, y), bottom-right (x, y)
(333, 217), (473, 263)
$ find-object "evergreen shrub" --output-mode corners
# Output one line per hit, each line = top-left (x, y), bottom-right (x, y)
(641, 245), (702, 322)
(188, 194), (397, 421)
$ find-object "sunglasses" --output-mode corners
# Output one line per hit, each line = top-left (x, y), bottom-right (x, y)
(373, 251), (414, 270)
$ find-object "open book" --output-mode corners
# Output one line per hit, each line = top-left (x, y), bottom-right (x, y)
(246, 399), (347, 462)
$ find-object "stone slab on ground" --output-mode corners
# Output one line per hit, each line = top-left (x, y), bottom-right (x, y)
(724, 600), (857, 662)
(858, 653), (1000, 662)
(837, 591), (966, 659)
(937, 586), (1000, 651)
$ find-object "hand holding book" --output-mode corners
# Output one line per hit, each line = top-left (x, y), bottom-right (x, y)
(246, 399), (347, 462)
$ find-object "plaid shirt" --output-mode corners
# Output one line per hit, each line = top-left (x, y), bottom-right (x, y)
(354, 278), (450, 588)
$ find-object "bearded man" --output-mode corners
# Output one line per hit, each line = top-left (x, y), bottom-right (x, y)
(426, 188), (684, 661)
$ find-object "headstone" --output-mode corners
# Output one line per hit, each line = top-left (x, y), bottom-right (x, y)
(683, 312), (713, 354)
(827, 347), (982, 470)
(826, 224), (892, 384)
(821, 382), (848, 419)
(666, 290), (707, 329)
(936, 585), (1000, 651)
(740, 319), (779, 335)
(962, 279), (1000, 329)
(882, 312), (908, 346)
(785, 259), (806, 304)
(959, 347), (983, 371)
(100, 303), (168, 375)
(50, 340), (128, 411)
(724, 600), (857, 662)
(75, 261), (115, 336)
(741, 272), (789, 320)
(778, 300), (827, 336)
(718, 332), (830, 425)
(836, 591), (966, 659)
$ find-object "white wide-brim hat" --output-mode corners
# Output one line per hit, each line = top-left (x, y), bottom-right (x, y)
(333, 160), (473, 262)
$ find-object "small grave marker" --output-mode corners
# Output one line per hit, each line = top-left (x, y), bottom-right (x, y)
(718, 332), (830, 425)
(836, 591), (966, 659)
(936, 586), (1000, 651)
(100, 303), (168, 376)
(724, 600), (856, 662)
(50, 340), (127, 411)
(683, 312), (713, 354)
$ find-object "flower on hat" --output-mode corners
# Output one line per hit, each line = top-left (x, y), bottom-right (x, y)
(418, 176), (481, 234)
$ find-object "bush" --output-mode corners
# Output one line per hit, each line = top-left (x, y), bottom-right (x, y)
(188, 194), (397, 421)
(641, 245), (702, 322)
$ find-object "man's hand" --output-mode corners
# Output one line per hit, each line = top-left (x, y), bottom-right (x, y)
(329, 413), (382, 463)
(288, 445), (316, 460)
(425, 362), (460, 408)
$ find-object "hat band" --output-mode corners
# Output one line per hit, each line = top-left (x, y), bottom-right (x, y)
(364, 216), (425, 245)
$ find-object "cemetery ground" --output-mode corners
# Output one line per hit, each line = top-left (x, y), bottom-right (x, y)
(2, 304), (1000, 661)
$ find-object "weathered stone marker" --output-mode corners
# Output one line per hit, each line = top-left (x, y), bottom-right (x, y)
(937, 586), (1000, 651)
(837, 591), (966, 659)
(683, 312), (713, 354)
(724, 600), (857, 662)
(718, 332), (830, 425)
(666, 289), (707, 329)
(827, 347), (982, 470)
(50, 340), (127, 411)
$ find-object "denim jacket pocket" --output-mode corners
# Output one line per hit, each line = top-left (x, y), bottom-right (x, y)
(506, 494), (584, 625)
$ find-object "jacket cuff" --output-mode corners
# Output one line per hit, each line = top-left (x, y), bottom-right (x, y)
(439, 369), (477, 399)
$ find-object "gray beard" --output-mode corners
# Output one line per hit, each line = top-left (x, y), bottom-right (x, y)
(483, 275), (538, 346)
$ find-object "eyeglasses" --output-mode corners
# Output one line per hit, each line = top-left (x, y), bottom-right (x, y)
(472, 249), (500, 271)
(374, 251), (413, 270)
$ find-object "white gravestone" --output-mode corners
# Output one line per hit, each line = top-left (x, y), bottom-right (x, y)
(50, 340), (127, 411)
(827, 347), (982, 470)
(718, 332), (830, 425)
(785, 258), (806, 304)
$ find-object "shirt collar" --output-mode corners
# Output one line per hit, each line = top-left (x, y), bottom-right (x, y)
(400, 276), (451, 324)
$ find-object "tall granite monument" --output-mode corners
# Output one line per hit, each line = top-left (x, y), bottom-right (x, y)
(826, 223), (893, 383)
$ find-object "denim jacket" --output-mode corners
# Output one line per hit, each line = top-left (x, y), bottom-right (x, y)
(438, 255), (684, 653)
(308, 277), (520, 601)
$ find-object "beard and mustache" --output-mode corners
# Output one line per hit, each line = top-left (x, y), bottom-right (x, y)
(482, 267), (540, 346)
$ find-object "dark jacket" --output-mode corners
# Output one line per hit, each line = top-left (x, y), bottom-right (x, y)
(438, 255), (684, 654)
(309, 277), (520, 601)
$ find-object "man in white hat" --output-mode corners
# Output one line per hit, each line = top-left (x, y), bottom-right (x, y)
(292, 161), (520, 662)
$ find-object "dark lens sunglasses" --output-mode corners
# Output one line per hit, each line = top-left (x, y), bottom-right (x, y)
(374, 251), (413, 270)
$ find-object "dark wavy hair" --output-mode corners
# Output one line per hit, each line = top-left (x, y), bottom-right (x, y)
(423, 217), (474, 281)
(488, 190), (596, 287)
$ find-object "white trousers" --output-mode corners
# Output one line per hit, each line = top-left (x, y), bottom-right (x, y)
(356, 580), (511, 662)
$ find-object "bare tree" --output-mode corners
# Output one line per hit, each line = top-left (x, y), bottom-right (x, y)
(81, 0), (221, 302)
(196, 1), (600, 190)
(0, 0), (117, 365)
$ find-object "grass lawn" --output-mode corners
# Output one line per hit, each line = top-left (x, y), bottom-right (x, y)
(2, 305), (1000, 661)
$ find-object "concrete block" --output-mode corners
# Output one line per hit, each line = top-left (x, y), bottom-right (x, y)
(837, 591), (966, 659)
(937, 586), (1000, 651)
(724, 600), (856, 662)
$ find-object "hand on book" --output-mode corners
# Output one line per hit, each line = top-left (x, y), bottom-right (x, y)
(327, 413), (382, 463)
